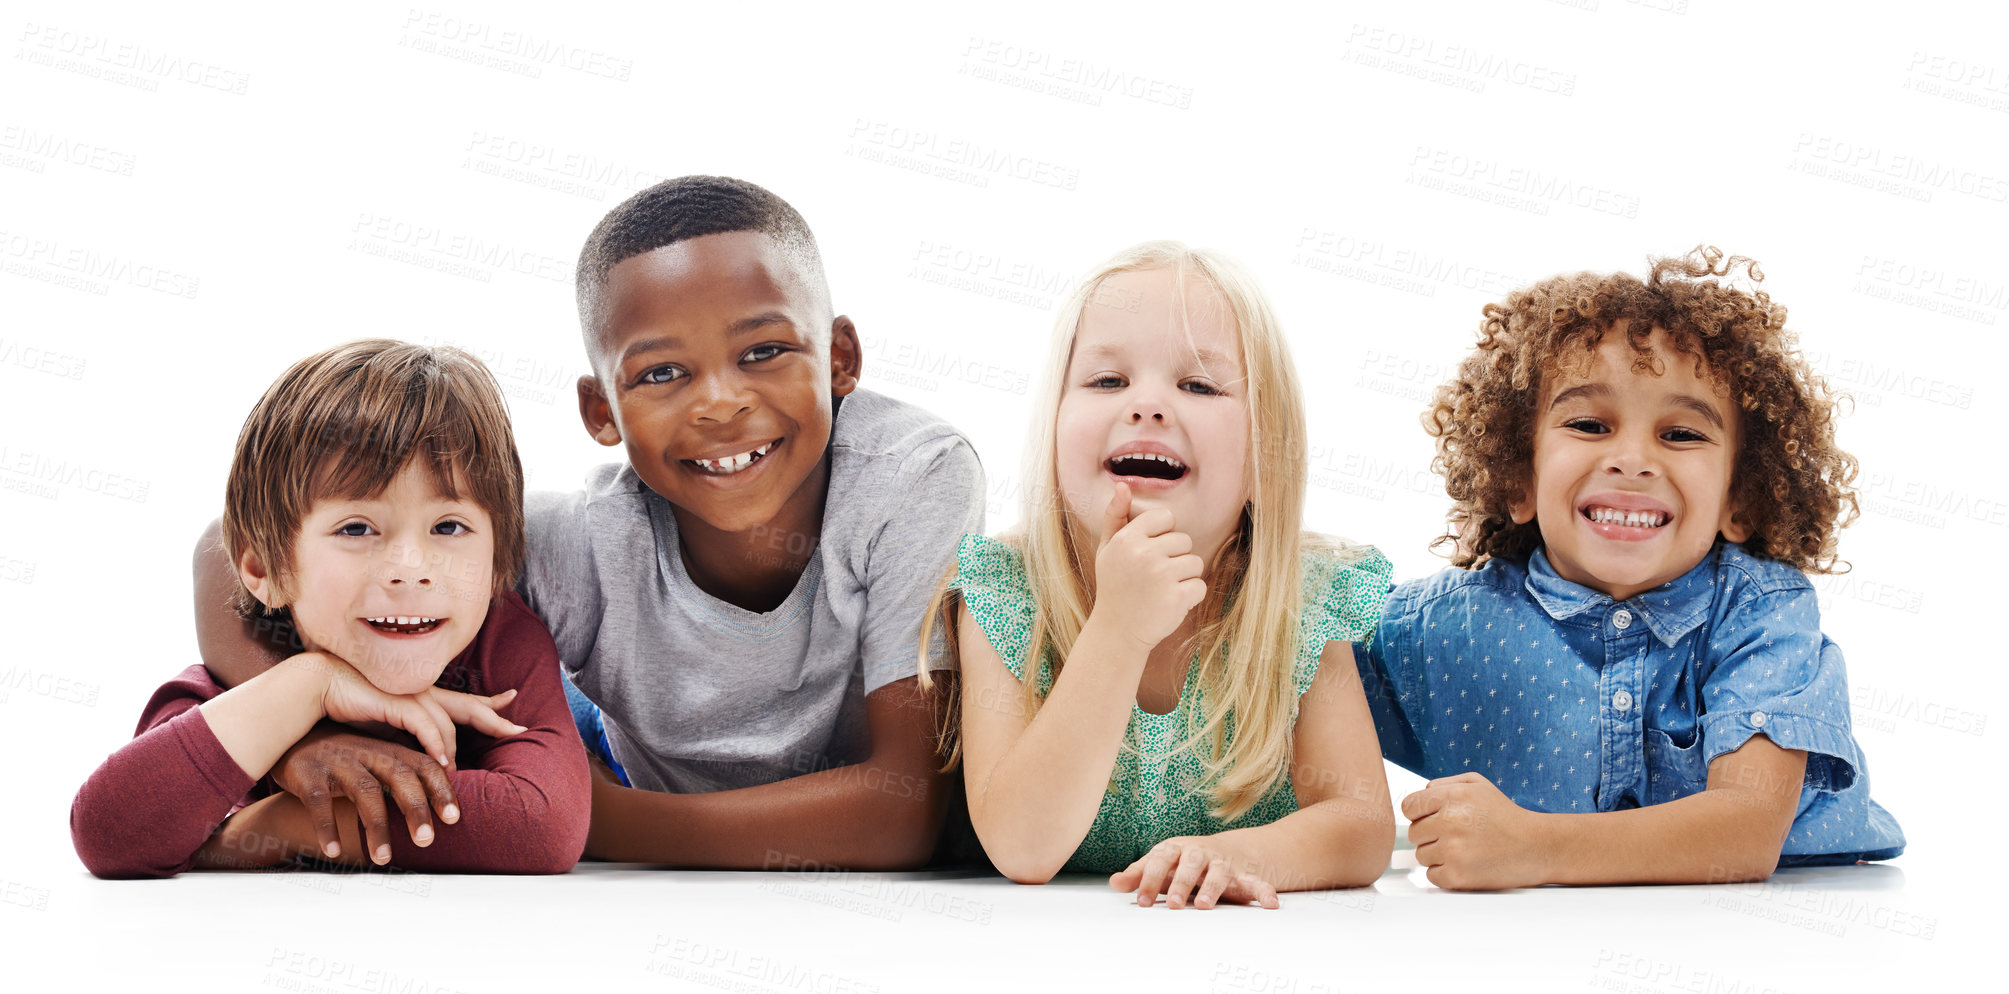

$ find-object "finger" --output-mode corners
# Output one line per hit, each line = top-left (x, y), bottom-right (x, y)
(1430, 772), (1487, 788)
(1175, 576), (1207, 611)
(1193, 860), (1236, 909)
(1406, 814), (1440, 849)
(415, 692), (457, 767)
(1102, 482), (1134, 543)
(408, 748), (459, 825)
(1251, 875), (1280, 910)
(1414, 840), (1444, 868)
(1400, 787), (1446, 823)
(1125, 506), (1177, 539)
(1134, 847), (1178, 907)
(378, 761), (437, 847)
(339, 770), (395, 865)
(1108, 856), (1148, 892)
(431, 688), (529, 739)
(1164, 849), (1210, 910)
(297, 768), (343, 860)
(1146, 529), (1194, 558)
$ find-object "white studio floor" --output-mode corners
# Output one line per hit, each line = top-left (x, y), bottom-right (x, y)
(4, 834), (1978, 993)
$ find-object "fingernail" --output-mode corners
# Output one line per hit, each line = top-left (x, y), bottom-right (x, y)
(443, 804), (460, 823)
(375, 844), (391, 863)
(324, 842), (340, 858)
(509, 724), (528, 735)
(438, 755), (449, 766)
(415, 825), (434, 845)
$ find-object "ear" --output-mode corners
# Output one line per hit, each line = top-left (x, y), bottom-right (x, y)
(576, 374), (623, 447)
(1508, 479), (1537, 526)
(828, 315), (861, 399)
(1719, 498), (1753, 543)
(237, 548), (284, 611)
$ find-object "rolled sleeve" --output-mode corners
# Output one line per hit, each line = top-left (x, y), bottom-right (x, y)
(1700, 587), (1863, 793)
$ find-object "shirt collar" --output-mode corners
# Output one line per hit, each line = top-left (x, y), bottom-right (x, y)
(1524, 544), (1720, 648)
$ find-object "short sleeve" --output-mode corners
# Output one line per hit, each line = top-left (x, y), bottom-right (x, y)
(947, 534), (1039, 684)
(1698, 584), (1864, 793)
(518, 488), (604, 679)
(859, 440), (986, 693)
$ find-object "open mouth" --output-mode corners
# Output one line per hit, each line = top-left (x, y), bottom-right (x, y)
(684, 439), (780, 476)
(1581, 506), (1670, 529)
(1105, 452), (1188, 481)
(364, 616), (443, 635)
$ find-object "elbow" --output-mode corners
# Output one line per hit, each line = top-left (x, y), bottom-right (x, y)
(72, 788), (185, 879)
(980, 842), (1063, 885)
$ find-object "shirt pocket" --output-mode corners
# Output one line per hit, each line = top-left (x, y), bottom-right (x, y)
(1643, 727), (1710, 805)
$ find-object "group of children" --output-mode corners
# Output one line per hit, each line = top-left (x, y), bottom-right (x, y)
(70, 176), (1903, 904)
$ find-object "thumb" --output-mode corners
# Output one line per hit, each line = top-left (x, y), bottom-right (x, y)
(1102, 482), (1134, 544)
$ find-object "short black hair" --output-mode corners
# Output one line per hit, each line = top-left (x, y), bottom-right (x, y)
(574, 175), (827, 355)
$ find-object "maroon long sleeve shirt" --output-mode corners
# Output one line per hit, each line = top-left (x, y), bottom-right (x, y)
(71, 592), (591, 878)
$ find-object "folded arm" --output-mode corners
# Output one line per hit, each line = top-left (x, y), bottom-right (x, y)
(582, 675), (951, 869)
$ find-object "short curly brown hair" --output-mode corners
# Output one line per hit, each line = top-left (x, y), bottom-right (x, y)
(1424, 246), (1858, 573)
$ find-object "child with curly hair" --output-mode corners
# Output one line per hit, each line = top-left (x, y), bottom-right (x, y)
(1357, 247), (1904, 890)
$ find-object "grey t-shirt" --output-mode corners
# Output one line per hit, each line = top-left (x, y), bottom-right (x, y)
(519, 389), (984, 794)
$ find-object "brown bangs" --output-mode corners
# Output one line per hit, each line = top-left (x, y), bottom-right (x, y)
(221, 339), (525, 615)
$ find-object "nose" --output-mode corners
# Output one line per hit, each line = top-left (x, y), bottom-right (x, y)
(380, 541), (436, 588)
(1126, 386), (1170, 424)
(1603, 427), (1659, 478)
(690, 369), (754, 424)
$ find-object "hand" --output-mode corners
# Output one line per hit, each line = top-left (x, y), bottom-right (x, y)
(1109, 837), (1281, 910)
(294, 651), (527, 769)
(1403, 773), (1554, 890)
(1090, 483), (1207, 649)
(272, 725), (468, 865)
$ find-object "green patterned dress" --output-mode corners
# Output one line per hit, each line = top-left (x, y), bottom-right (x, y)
(951, 534), (1393, 873)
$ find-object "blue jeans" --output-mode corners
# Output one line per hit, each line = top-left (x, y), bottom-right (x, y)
(562, 672), (630, 787)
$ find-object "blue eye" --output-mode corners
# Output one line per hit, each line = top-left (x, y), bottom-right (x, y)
(1088, 374), (1126, 389)
(434, 520), (471, 536)
(1182, 380), (1221, 396)
(639, 365), (686, 386)
(335, 522), (375, 537)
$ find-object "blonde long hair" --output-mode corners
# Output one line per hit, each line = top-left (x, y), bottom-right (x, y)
(924, 241), (1329, 821)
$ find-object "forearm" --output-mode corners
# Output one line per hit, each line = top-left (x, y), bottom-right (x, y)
(198, 658), (329, 780)
(193, 518), (292, 688)
(966, 617), (1149, 880)
(586, 756), (948, 869)
(1535, 789), (1796, 885)
(1211, 797), (1396, 891)
(391, 759), (589, 874)
(72, 705), (259, 879)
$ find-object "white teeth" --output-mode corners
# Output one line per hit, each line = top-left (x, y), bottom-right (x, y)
(1587, 507), (1667, 527)
(694, 441), (775, 474)
(368, 617), (438, 626)
(1115, 452), (1185, 468)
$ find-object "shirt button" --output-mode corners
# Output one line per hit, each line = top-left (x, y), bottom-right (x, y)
(1613, 609), (1633, 630)
(1612, 690), (1633, 712)
(1751, 711), (1768, 728)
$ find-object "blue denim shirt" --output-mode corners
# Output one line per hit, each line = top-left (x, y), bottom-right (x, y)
(1359, 542), (1904, 865)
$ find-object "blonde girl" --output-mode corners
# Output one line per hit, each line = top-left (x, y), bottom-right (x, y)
(930, 242), (1395, 908)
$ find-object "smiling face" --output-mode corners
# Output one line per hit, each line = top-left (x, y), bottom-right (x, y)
(1055, 266), (1252, 563)
(1514, 327), (1749, 601)
(240, 460), (496, 695)
(578, 230), (859, 535)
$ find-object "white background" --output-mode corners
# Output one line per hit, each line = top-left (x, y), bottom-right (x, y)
(3, 0), (2004, 990)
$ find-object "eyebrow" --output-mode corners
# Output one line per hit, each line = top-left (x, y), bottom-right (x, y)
(1548, 382), (1726, 430)
(1077, 342), (1238, 372)
(619, 312), (795, 366)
